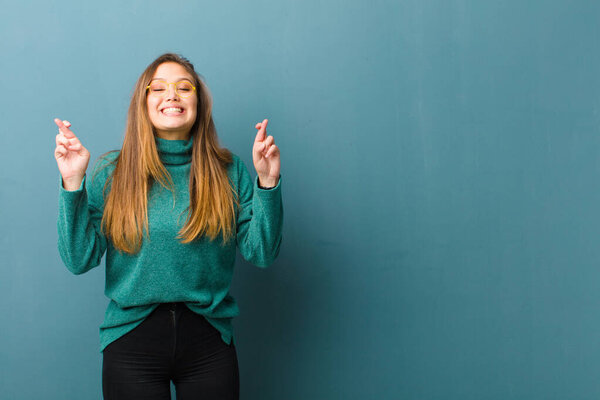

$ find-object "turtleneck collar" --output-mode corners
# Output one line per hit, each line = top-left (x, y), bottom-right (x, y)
(155, 136), (193, 165)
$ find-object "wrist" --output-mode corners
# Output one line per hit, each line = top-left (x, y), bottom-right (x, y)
(62, 175), (84, 191)
(258, 176), (278, 189)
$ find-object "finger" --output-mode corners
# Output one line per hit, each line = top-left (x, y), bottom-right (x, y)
(63, 120), (71, 128)
(54, 118), (76, 139)
(56, 134), (81, 152)
(255, 119), (268, 130)
(254, 124), (266, 142)
(253, 141), (266, 155)
(262, 135), (275, 151)
(254, 128), (265, 143)
(65, 133), (81, 146)
(265, 144), (279, 159)
(54, 118), (65, 129)
(254, 118), (269, 142)
(68, 142), (83, 152)
(56, 133), (70, 148)
(55, 145), (68, 159)
(55, 142), (68, 153)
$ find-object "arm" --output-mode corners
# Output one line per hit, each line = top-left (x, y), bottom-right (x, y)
(57, 174), (108, 274)
(235, 159), (283, 267)
(235, 118), (283, 266)
(54, 118), (108, 274)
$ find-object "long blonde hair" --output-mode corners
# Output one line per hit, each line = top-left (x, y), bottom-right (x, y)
(101, 53), (236, 254)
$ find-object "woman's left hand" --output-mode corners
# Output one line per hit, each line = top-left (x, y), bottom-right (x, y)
(253, 119), (280, 188)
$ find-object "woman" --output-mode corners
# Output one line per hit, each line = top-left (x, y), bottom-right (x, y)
(54, 53), (282, 399)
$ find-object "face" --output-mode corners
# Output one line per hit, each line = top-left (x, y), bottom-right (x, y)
(146, 62), (198, 140)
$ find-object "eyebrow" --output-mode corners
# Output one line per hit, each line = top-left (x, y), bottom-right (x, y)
(150, 77), (193, 82)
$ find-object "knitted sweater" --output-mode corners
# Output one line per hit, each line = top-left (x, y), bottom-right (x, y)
(57, 137), (283, 352)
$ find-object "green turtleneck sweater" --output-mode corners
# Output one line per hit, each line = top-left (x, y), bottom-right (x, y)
(57, 137), (282, 352)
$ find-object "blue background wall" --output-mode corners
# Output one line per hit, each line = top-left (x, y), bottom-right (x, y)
(2, 0), (600, 398)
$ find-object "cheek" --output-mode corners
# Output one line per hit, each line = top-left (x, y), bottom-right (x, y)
(147, 98), (158, 112)
(146, 100), (160, 127)
(187, 100), (198, 121)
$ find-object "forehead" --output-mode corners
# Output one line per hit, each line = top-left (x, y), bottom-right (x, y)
(152, 62), (193, 81)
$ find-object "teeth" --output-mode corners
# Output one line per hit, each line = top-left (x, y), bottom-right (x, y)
(162, 107), (183, 113)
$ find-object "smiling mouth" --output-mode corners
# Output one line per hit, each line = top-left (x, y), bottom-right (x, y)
(161, 107), (184, 115)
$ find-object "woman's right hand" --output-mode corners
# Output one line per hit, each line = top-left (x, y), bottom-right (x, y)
(54, 118), (90, 191)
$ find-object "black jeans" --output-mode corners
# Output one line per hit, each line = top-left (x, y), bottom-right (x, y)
(102, 302), (239, 400)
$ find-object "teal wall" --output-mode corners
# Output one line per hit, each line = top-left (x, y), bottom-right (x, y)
(1, 0), (600, 398)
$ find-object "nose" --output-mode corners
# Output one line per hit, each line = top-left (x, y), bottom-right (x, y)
(165, 83), (180, 100)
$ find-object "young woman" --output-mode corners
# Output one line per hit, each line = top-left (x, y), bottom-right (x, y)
(54, 53), (282, 399)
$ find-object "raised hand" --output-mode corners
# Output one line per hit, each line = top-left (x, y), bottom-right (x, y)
(54, 118), (90, 191)
(252, 119), (280, 188)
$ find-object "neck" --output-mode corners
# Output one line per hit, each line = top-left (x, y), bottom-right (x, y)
(155, 129), (190, 141)
(154, 135), (193, 165)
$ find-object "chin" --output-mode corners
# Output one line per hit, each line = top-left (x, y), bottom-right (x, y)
(161, 122), (191, 130)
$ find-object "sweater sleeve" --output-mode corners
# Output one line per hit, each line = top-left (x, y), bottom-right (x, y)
(57, 164), (109, 275)
(235, 158), (283, 268)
